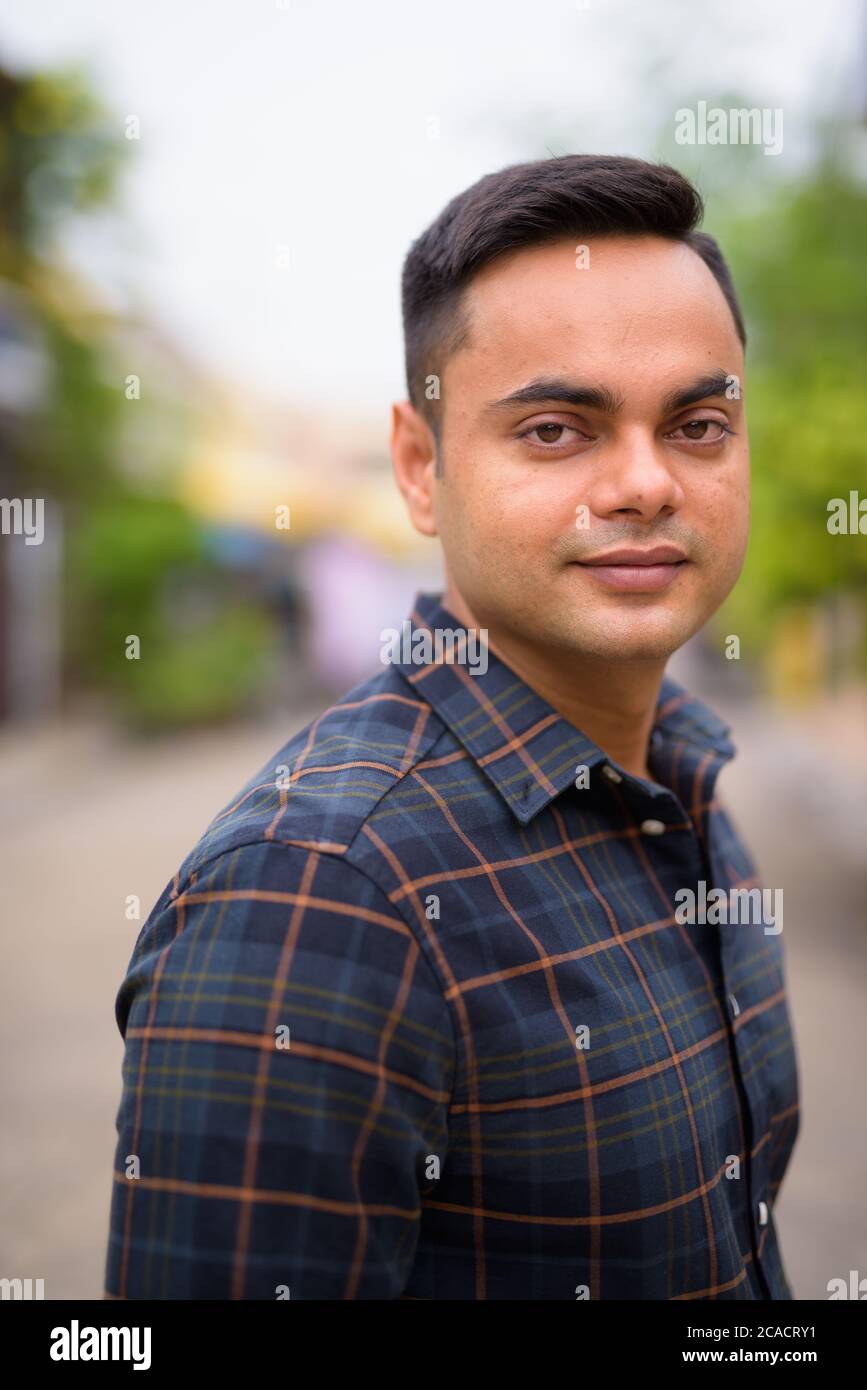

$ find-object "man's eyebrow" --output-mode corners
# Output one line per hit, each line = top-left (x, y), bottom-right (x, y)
(661, 370), (736, 414)
(485, 378), (624, 415)
(485, 370), (738, 418)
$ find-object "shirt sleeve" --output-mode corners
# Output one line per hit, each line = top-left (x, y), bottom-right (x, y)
(103, 839), (456, 1299)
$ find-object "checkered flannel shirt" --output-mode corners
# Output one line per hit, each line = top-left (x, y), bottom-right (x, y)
(105, 590), (800, 1300)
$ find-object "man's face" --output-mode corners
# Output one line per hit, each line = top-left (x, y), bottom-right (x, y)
(414, 234), (749, 662)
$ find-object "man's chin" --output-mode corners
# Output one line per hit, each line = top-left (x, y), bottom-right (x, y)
(547, 609), (699, 663)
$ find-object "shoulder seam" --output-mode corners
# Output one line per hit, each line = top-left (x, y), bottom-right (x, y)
(325, 846), (460, 1111)
(185, 702), (450, 889)
(340, 717), (452, 862)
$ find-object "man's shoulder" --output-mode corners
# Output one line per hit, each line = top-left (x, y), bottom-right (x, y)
(176, 663), (448, 890)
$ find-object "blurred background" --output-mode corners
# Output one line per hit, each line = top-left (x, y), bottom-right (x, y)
(0, 0), (865, 1300)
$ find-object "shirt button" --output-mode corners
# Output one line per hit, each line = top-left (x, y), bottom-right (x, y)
(727, 992), (741, 1018)
(758, 1200), (769, 1227)
(601, 765), (623, 783)
(640, 818), (666, 835)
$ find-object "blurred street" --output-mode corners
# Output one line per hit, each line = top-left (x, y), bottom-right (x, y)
(1, 664), (864, 1300)
(678, 655), (867, 1302)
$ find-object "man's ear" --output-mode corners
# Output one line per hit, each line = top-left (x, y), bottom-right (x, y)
(390, 399), (440, 537)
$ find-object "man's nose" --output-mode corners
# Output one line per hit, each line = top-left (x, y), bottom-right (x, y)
(585, 431), (685, 520)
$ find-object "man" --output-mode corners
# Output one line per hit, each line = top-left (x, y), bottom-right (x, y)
(105, 155), (800, 1300)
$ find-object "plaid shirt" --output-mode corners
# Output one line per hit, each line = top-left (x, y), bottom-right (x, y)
(105, 590), (800, 1301)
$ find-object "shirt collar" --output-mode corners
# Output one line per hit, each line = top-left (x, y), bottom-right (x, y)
(390, 590), (736, 825)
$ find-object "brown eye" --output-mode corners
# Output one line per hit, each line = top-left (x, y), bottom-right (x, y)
(517, 420), (593, 450)
(535, 424), (566, 443)
(672, 419), (730, 442)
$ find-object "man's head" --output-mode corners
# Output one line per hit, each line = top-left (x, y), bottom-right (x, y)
(391, 154), (750, 664)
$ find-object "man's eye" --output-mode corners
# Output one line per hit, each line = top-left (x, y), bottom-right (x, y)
(519, 422), (590, 447)
(667, 419), (733, 443)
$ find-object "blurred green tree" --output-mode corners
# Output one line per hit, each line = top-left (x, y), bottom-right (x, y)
(712, 161), (867, 683)
(0, 60), (276, 728)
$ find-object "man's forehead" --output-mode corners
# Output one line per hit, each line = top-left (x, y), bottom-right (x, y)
(457, 234), (740, 356)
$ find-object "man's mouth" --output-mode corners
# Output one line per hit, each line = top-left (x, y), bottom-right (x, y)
(570, 546), (689, 593)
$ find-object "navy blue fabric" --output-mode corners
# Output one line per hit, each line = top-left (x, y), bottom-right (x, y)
(105, 591), (800, 1300)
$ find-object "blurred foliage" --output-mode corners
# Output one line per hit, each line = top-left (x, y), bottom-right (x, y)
(1, 59), (277, 729)
(0, 63), (121, 275)
(23, 314), (127, 500)
(0, 62), (125, 501)
(71, 494), (277, 730)
(710, 161), (867, 673)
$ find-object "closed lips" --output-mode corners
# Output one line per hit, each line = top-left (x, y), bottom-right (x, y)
(577, 547), (687, 566)
(570, 547), (689, 592)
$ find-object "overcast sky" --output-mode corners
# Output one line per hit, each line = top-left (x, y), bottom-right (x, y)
(3, 0), (863, 422)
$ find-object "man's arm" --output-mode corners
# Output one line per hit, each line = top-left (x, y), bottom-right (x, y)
(104, 839), (455, 1299)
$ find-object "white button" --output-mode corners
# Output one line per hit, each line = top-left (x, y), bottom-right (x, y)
(640, 818), (666, 835)
(728, 992), (741, 1018)
(601, 765), (622, 783)
(758, 1200), (769, 1227)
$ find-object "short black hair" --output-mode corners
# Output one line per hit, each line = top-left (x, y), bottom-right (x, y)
(401, 154), (745, 437)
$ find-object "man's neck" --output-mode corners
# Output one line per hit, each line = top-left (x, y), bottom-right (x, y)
(439, 587), (666, 781)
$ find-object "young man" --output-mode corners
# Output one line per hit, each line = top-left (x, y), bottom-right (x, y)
(105, 155), (800, 1300)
